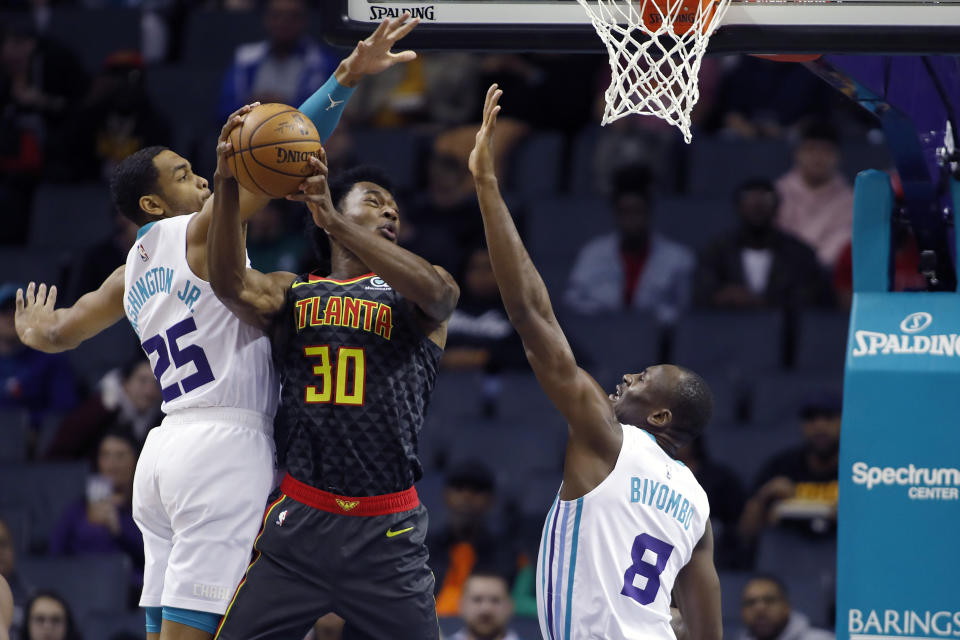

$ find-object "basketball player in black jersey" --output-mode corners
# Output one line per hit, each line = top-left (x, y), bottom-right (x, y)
(206, 139), (458, 639)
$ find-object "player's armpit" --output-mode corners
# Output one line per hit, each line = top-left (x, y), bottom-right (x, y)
(15, 266), (126, 353)
(674, 521), (722, 640)
(217, 269), (295, 330)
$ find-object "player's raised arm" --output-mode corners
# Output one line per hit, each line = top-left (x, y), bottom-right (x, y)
(289, 152), (459, 325)
(15, 267), (126, 353)
(207, 122), (295, 330)
(469, 85), (620, 459)
(673, 520), (723, 640)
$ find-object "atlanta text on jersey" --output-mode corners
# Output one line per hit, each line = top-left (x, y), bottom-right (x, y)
(294, 295), (393, 340)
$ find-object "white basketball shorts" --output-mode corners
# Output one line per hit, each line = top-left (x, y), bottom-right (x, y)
(133, 407), (275, 614)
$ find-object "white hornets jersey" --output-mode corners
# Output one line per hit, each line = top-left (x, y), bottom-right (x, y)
(124, 214), (278, 418)
(537, 424), (710, 640)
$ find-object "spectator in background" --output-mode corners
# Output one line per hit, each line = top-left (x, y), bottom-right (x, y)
(564, 164), (694, 322)
(428, 460), (517, 617)
(46, 358), (161, 461)
(0, 285), (78, 425)
(59, 213), (138, 307)
(20, 591), (82, 640)
(776, 121), (853, 268)
(739, 394), (841, 550)
(443, 247), (525, 373)
(54, 51), (171, 182)
(694, 179), (833, 310)
(217, 0), (336, 122)
(674, 437), (747, 569)
(0, 519), (28, 635)
(451, 571), (524, 640)
(246, 199), (307, 273)
(48, 432), (144, 587)
(710, 56), (837, 139)
(740, 575), (834, 640)
(0, 19), (86, 245)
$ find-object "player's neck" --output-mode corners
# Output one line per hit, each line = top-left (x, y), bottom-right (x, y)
(328, 246), (372, 281)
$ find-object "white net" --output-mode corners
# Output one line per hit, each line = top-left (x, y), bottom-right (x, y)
(577, 0), (731, 143)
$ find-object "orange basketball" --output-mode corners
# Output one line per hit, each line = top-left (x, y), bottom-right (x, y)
(227, 103), (323, 198)
(642, 0), (720, 36)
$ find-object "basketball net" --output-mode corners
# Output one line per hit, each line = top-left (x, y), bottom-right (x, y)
(577, 0), (731, 143)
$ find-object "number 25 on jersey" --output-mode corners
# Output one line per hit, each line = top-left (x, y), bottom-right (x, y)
(304, 345), (366, 406)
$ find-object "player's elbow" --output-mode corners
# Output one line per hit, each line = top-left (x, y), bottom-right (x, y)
(209, 270), (246, 304)
(421, 277), (460, 322)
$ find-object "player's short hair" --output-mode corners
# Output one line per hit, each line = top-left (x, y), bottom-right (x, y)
(667, 367), (713, 443)
(110, 146), (169, 226)
(308, 166), (396, 272)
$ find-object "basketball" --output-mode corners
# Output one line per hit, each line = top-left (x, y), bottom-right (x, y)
(642, 0), (720, 36)
(227, 103), (323, 198)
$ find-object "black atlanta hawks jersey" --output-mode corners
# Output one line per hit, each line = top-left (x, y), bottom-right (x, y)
(274, 272), (442, 497)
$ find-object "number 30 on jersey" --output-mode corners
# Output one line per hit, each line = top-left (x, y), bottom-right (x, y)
(303, 345), (366, 406)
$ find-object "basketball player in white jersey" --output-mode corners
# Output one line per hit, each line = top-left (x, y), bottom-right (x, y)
(469, 85), (722, 640)
(14, 17), (421, 640)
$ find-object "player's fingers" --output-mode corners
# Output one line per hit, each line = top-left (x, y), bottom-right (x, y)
(285, 193), (308, 202)
(390, 50), (418, 64)
(15, 289), (24, 312)
(391, 17), (420, 41)
(220, 102), (259, 140)
(484, 83), (498, 114)
(25, 282), (35, 305)
(371, 15), (391, 39)
(45, 285), (57, 309)
(36, 283), (47, 305)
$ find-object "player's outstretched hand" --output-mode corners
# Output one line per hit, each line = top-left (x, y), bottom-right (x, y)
(15, 282), (57, 350)
(469, 84), (502, 181)
(214, 102), (259, 182)
(288, 151), (337, 230)
(338, 13), (419, 86)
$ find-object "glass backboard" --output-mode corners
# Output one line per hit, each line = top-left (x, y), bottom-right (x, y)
(321, 0), (960, 54)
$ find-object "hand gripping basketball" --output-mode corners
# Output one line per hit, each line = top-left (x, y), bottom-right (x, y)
(287, 151), (338, 230)
(214, 102), (260, 181)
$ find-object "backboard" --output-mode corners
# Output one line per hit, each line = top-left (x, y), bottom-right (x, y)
(321, 0), (960, 54)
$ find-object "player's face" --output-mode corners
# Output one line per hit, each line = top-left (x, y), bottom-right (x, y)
(609, 365), (676, 426)
(741, 579), (791, 640)
(151, 150), (211, 216)
(97, 436), (137, 492)
(460, 576), (513, 637)
(27, 596), (68, 640)
(341, 181), (401, 244)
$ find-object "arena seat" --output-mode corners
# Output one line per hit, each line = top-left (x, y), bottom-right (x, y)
(654, 196), (735, 251)
(526, 196), (613, 267)
(19, 553), (129, 623)
(749, 371), (844, 428)
(65, 321), (142, 391)
(352, 128), (427, 191)
(556, 310), (662, 390)
(181, 10), (268, 70)
(671, 311), (785, 376)
(81, 609), (144, 639)
(718, 570), (752, 629)
(505, 132), (565, 197)
(0, 248), (62, 290)
(0, 409), (28, 462)
(686, 139), (792, 196)
(756, 527), (836, 628)
(706, 422), (803, 488)
(144, 66), (223, 155)
(0, 506), (30, 556)
(29, 184), (113, 250)
(0, 462), (88, 552)
(45, 8), (140, 74)
(794, 310), (850, 374)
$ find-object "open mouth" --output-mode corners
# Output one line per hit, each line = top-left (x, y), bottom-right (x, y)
(609, 383), (624, 402)
(379, 223), (397, 242)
